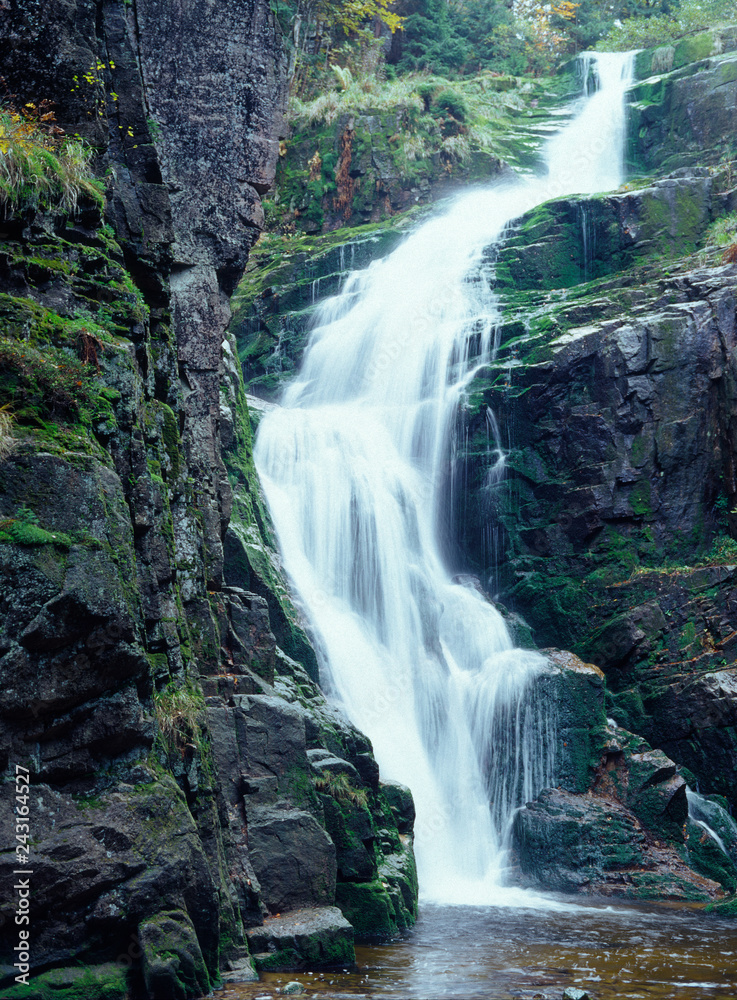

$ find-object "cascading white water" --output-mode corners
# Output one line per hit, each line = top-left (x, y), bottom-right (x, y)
(254, 52), (634, 905)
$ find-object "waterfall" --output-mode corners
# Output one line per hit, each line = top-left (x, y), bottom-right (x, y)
(254, 51), (634, 905)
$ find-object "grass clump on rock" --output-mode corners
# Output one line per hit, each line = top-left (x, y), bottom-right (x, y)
(314, 770), (369, 808)
(0, 102), (104, 215)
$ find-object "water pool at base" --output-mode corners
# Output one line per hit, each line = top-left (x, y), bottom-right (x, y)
(214, 901), (737, 1000)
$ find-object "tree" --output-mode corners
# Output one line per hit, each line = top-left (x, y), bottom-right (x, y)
(281, 0), (403, 93)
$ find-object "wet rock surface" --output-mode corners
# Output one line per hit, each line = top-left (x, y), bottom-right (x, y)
(1, 12), (736, 995)
(455, 108), (737, 817)
(630, 27), (737, 173)
(512, 669), (734, 899)
(245, 906), (355, 971)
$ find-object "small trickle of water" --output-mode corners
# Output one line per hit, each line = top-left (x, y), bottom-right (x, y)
(687, 788), (737, 859)
(254, 51), (634, 905)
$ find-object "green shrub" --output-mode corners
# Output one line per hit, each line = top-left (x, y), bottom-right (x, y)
(289, 75), (424, 125)
(704, 210), (737, 249)
(415, 81), (439, 110)
(0, 336), (97, 423)
(434, 88), (469, 122)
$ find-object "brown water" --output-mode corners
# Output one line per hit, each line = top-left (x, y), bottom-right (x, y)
(214, 900), (737, 1000)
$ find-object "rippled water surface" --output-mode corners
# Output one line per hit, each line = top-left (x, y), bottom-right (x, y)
(214, 901), (737, 1000)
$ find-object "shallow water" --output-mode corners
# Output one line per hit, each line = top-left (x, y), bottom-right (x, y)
(214, 900), (737, 1000)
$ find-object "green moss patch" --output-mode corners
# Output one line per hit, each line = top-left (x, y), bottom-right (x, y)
(2, 964), (128, 1000)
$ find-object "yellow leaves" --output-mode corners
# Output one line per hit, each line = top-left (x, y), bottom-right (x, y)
(516, 0), (579, 71)
(552, 0), (579, 20)
(317, 0), (403, 37)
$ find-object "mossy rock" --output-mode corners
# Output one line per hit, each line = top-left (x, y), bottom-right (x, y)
(335, 880), (400, 938)
(246, 907), (355, 970)
(139, 909), (210, 1000)
(707, 893), (737, 917)
(1, 964), (128, 1000)
(687, 819), (737, 893)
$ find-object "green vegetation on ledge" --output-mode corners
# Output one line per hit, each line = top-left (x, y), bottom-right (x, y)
(0, 104), (104, 214)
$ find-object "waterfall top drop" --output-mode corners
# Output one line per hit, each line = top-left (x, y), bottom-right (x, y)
(255, 52), (635, 906)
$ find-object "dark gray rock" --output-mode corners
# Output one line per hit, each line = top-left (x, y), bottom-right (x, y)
(320, 794), (376, 882)
(495, 174), (715, 292)
(513, 786), (720, 900)
(631, 34), (737, 172)
(240, 694), (310, 800)
(245, 906), (354, 971)
(381, 779), (416, 834)
(246, 805), (337, 913)
(308, 748), (362, 782)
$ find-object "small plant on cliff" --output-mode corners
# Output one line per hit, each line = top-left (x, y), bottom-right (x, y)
(703, 210), (737, 262)
(314, 770), (369, 808)
(434, 88), (469, 123)
(0, 101), (104, 215)
(153, 682), (206, 745)
(0, 335), (100, 424)
(289, 74), (424, 125)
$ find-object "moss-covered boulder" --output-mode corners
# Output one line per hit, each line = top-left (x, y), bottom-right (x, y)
(495, 172), (715, 292)
(139, 910), (210, 1000)
(513, 714), (727, 900)
(629, 28), (737, 173)
(513, 786), (722, 900)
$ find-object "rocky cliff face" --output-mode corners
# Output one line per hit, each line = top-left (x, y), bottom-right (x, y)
(452, 30), (737, 884)
(0, 2), (417, 998)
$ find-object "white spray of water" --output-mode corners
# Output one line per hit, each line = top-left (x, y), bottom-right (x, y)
(254, 52), (634, 906)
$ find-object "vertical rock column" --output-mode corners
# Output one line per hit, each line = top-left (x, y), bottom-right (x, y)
(134, 0), (288, 585)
